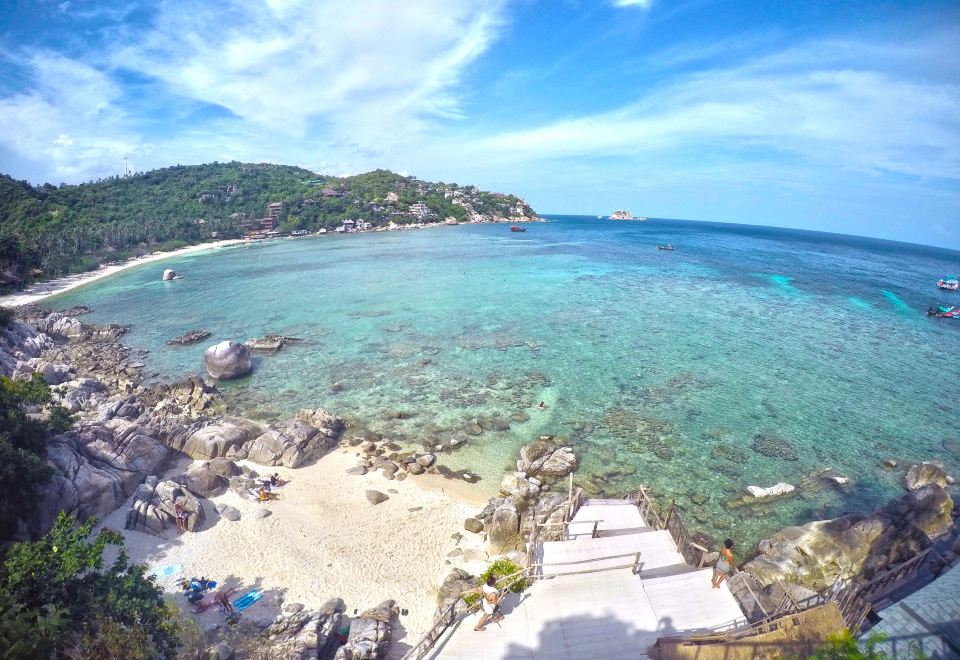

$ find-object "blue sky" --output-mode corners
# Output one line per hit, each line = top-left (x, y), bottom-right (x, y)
(0, 0), (958, 248)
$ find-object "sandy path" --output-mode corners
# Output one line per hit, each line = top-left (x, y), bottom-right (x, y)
(0, 239), (246, 307)
(101, 450), (492, 658)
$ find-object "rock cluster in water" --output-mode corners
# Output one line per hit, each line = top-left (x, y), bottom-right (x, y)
(167, 329), (211, 345)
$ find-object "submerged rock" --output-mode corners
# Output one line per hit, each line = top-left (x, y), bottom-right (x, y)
(166, 330), (211, 345)
(745, 483), (796, 499)
(750, 433), (798, 461)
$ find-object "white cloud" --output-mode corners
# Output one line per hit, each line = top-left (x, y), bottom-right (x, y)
(0, 52), (140, 182)
(612, 0), (653, 8)
(118, 0), (507, 147)
(475, 39), (960, 181)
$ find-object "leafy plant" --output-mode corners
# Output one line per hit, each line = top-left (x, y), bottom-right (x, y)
(808, 631), (907, 660)
(462, 558), (528, 606)
(0, 513), (182, 658)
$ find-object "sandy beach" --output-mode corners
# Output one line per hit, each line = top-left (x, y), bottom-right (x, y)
(0, 239), (246, 308)
(100, 449), (492, 659)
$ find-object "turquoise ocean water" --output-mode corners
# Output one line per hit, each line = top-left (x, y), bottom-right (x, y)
(46, 216), (960, 550)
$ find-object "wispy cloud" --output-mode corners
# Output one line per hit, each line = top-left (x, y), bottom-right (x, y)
(118, 0), (507, 145)
(476, 36), (960, 181)
(612, 0), (653, 9)
(0, 52), (140, 182)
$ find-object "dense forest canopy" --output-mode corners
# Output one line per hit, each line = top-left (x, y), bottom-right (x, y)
(0, 162), (537, 291)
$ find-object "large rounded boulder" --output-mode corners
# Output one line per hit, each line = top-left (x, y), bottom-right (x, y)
(204, 341), (252, 380)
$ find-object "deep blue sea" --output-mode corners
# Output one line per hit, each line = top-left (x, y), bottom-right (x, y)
(46, 216), (960, 548)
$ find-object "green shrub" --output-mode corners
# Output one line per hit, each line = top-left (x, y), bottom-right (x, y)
(0, 513), (182, 658)
(157, 239), (190, 252)
(462, 558), (528, 606)
(809, 631), (911, 660)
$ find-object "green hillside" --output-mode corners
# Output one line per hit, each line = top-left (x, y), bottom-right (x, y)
(0, 162), (537, 291)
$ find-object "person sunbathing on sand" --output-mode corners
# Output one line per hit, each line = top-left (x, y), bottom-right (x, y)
(191, 586), (237, 614)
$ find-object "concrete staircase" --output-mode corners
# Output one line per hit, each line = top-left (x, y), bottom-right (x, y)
(422, 498), (747, 659)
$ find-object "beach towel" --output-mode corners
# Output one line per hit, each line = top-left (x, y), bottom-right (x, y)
(147, 563), (183, 589)
(233, 589), (263, 612)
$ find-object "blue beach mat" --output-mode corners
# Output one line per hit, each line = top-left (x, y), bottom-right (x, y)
(233, 589), (263, 612)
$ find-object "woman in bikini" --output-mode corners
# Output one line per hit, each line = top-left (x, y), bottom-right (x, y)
(712, 538), (735, 588)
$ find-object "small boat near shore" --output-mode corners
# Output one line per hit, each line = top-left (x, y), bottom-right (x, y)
(928, 304), (959, 318)
(657, 244), (674, 251)
(510, 226), (526, 232)
(936, 276), (958, 290)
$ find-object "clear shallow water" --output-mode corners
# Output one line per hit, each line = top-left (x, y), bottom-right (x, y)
(48, 217), (960, 550)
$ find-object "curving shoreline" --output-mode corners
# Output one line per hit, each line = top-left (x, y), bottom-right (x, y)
(0, 239), (247, 308)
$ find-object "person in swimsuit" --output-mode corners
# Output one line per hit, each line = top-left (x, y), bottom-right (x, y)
(474, 575), (504, 631)
(174, 503), (188, 533)
(712, 538), (735, 588)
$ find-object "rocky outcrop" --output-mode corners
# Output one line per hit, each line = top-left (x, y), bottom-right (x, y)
(0, 319), (55, 376)
(516, 439), (577, 479)
(296, 408), (346, 438)
(25, 420), (170, 538)
(435, 569), (478, 617)
(265, 599), (345, 660)
(125, 478), (206, 535)
(204, 340), (252, 380)
(177, 464), (228, 497)
(334, 600), (396, 660)
(244, 335), (303, 352)
(244, 413), (343, 468)
(167, 330), (211, 345)
(744, 484), (954, 590)
(487, 501), (520, 549)
(34, 312), (83, 339)
(903, 462), (948, 491)
(179, 418), (263, 460)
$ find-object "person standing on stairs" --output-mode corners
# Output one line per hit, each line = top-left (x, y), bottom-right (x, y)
(712, 538), (735, 588)
(474, 575), (505, 631)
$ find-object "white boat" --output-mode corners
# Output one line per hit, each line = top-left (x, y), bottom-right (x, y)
(937, 276), (959, 291)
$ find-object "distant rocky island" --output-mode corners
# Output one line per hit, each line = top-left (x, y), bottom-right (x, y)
(0, 163), (540, 292)
(608, 210), (646, 221)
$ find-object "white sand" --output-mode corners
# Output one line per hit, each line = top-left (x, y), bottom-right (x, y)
(100, 450), (493, 657)
(0, 239), (245, 307)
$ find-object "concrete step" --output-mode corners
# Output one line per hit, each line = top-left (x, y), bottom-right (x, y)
(539, 530), (684, 576)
